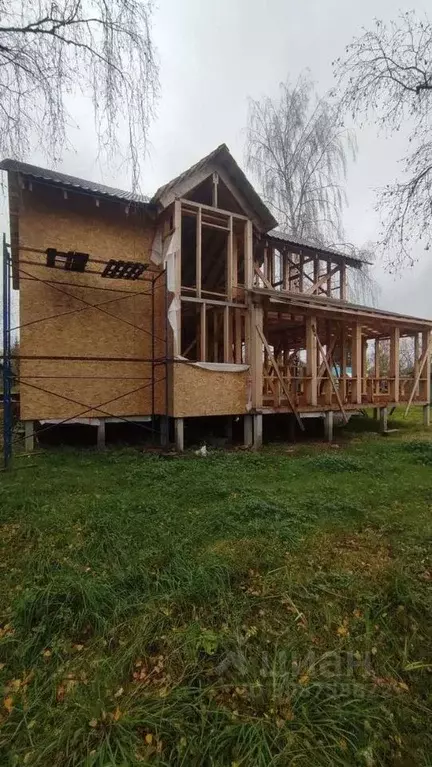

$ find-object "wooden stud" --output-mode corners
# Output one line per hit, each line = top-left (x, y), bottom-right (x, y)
(224, 305), (232, 363)
(423, 404), (430, 427)
(362, 337), (368, 396)
(305, 315), (317, 406)
(235, 309), (242, 364)
(390, 326), (400, 402)
(250, 303), (263, 409)
(340, 262), (347, 300)
(341, 326), (347, 402)
(173, 199), (182, 357)
(298, 253), (304, 293)
(200, 303), (207, 361)
(326, 258), (332, 297)
(422, 329), (431, 404)
(196, 206), (202, 298)
(244, 221), (253, 289)
(413, 333), (420, 398)
(212, 172), (219, 208)
(374, 338), (380, 396)
(351, 323), (362, 404)
(227, 216), (233, 301)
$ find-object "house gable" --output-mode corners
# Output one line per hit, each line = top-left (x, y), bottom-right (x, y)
(151, 144), (277, 233)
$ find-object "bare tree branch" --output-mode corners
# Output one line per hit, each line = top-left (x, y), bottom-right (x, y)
(334, 11), (432, 270)
(0, 0), (159, 188)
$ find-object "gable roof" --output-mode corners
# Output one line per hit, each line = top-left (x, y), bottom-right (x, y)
(0, 159), (151, 206)
(151, 144), (278, 233)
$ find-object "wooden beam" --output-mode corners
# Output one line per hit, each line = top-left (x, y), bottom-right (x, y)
(212, 171), (219, 208)
(305, 315), (317, 406)
(250, 303), (263, 408)
(196, 206), (202, 298)
(390, 326), (400, 402)
(224, 305), (232, 362)
(317, 336), (337, 384)
(340, 262), (347, 300)
(341, 326), (347, 402)
(173, 199), (182, 357)
(306, 266), (338, 295)
(227, 215), (233, 301)
(254, 264), (273, 290)
(312, 324), (348, 422)
(245, 220), (253, 289)
(405, 330), (432, 415)
(235, 309), (242, 363)
(413, 333), (419, 398)
(200, 303), (206, 361)
(374, 337), (380, 396)
(256, 325), (304, 430)
(351, 322), (362, 404)
(326, 258), (332, 297)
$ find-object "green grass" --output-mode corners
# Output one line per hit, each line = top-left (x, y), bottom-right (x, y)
(1, 409), (432, 766)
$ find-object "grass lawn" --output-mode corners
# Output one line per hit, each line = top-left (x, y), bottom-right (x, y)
(1, 410), (432, 766)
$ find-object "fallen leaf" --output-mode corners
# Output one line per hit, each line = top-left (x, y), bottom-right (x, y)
(3, 696), (13, 713)
(113, 706), (122, 722)
(299, 674), (309, 685)
(42, 649), (52, 658)
(89, 718), (98, 728)
(145, 733), (153, 745)
(336, 625), (349, 637)
(114, 687), (124, 698)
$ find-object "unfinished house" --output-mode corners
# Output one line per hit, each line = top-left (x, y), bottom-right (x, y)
(1, 144), (431, 452)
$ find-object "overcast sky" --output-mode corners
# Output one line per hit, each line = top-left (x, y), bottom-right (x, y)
(3, 0), (432, 318)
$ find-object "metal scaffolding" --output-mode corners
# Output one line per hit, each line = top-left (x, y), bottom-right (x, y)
(1, 236), (168, 469)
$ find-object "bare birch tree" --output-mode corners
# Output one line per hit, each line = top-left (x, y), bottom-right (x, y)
(0, 0), (159, 187)
(334, 11), (432, 271)
(245, 73), (377, 304)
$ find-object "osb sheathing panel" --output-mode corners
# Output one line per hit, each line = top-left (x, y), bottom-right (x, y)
(18, 186), (167, 420)
(171, 363), (248, 417)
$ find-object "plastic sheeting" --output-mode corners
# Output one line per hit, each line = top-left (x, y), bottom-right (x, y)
(175, 357), (249, 373)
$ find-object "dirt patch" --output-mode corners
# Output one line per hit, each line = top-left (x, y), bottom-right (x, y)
(300, 527), (393, 577)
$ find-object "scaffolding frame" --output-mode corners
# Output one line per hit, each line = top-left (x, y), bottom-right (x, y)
(1, 236), (168, 469)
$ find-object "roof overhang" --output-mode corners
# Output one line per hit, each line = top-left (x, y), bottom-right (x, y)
(252, 287), (432, 331)
(265, 231), (369, 270)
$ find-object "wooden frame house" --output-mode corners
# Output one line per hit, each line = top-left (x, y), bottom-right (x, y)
(1, 144), (431, 450)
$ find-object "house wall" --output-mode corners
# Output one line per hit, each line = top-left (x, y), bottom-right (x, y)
(16, 182), (167, 420)
(171, 362), (248, 417)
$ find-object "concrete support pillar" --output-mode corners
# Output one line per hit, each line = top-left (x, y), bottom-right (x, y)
(423, 405), (430, 427)
(160, 416), (169, 447)
(372, 407), (378, 421)
(324, 411), (334, 442)
(253, 414), (263, 450)
(379, 407), (388, 434)
(97, 420), (106, 449)
(244, 414), (253, 447)
(174, 417), (184, 452)
(24, 421), (35, 452)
